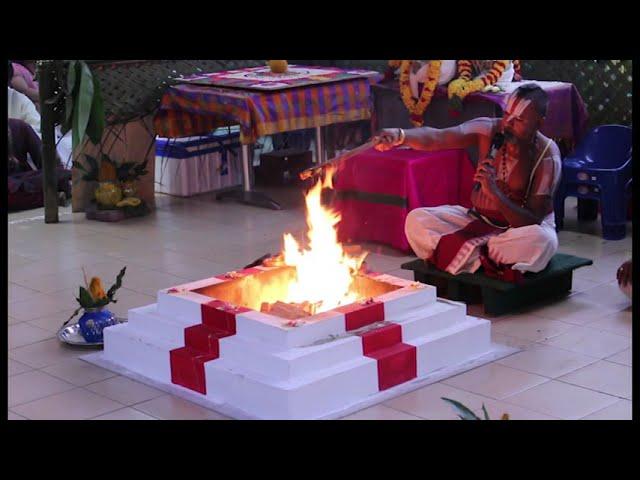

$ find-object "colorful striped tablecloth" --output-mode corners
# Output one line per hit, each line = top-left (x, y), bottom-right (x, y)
(154, 76), (379, 145)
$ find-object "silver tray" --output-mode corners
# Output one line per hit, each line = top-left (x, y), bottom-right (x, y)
(57, 317), (127, 347)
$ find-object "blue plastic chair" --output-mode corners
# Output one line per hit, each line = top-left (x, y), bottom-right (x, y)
(554, 125), (632, 240)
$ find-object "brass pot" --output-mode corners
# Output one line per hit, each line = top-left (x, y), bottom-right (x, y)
(95, 181), (123, 208)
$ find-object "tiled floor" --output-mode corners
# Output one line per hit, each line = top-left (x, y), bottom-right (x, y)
(7, 188), (633, 420)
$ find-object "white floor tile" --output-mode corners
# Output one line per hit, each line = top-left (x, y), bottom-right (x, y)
(133, 395), (230, 420)
(531, 293), (621, 326)
(93, 407), (158, 420)
(542, 326), (631, 358)
(582, 400), (633, 420)
(586, 309), (632, 337)
(503, 380), (620, 420)
(8, 411), (28, 420)
(342, 404), (423, 420)
(496, 344), (599, 378)
(8, 359), (33, 377)
(85, 376), (164, 405)
(606, 348), (632, 367)
(11, 388), (124, 420)
(491, 314), (574, 342)
(9, 338), (90, 369)
(558, 360), (632, 399)
(8, 283), (39, 303)
(41, 359), (118, 386)
(384, 381), (556, 420)
(442, 363), (548, 400)
(8, 293), (77, 322)
(8, 370), (75, 407)
(8, 323), (55, 349)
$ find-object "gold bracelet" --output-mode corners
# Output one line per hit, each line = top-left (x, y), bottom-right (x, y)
(397, 128), (406, 146)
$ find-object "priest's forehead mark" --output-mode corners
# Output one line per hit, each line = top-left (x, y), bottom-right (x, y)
(505, 96), (532, 120)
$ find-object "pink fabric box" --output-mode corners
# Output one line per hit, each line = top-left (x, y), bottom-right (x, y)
(334, 148), (475, 252)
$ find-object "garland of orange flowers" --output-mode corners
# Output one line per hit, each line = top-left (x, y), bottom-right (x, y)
(448, 60), (511, 101)
(399, 60), (442, 127)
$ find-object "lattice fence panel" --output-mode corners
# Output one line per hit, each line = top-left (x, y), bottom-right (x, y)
(521, 60), (632, 127)
(85, 60), (264, 125)
(48, 59), (631, 129)
(310, 59), (632, 128)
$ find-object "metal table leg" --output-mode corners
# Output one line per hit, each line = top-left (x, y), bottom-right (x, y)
(315, 125), (324, 164)
(216, 143), (282, 210)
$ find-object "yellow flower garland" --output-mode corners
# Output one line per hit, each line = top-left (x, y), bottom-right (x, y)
(399, 60), (442, 127)
(448, 60), (511, 101)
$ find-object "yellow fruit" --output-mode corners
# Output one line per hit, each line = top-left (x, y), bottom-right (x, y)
(95, 182), (123, 208)
(116, 197), (142, 208)
(89, 277), (107, 301)
(267, 60), (288, 74)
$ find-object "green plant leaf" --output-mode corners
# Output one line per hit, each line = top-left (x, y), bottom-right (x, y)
(72, 62), (95, 151)
(62, 60), (78, 136)
(93, 297), (110, 308)
(86, 74), (105, 145)
(79, 286), (95, 308)
(441, 397), (481, 420)
(482, 404), (491, 420)
(72, 160), (88, 173)
(85, 154), (99, 174)
(106, 266), (127, 301)
(64, 305), (84, 326)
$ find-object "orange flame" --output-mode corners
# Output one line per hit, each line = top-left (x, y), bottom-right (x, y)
(280, 169), (367, 313)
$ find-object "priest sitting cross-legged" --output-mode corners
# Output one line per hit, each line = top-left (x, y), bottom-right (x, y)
(373, 83), (561, 282)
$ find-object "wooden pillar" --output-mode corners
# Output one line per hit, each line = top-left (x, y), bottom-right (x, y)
(37, 60), (59, 223)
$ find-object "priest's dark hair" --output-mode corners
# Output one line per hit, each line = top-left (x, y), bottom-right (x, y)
(513, 83), (549, 117)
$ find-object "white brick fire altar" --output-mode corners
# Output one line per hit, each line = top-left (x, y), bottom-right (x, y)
(85, 264), (513, 420)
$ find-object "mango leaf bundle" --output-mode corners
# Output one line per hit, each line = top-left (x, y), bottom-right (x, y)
(65, 266), (127, 325)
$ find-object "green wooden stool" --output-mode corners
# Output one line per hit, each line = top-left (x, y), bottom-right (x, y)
(401, 253), (593, 316)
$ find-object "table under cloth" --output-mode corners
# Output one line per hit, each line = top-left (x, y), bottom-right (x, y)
(372, 80), (589, 149)
(333, 148), (475, 252)
(469, 81), (589, 147)
(153, 77), (376, 145)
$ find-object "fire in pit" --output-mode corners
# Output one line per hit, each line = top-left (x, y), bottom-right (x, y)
(194, 170), (396, 319)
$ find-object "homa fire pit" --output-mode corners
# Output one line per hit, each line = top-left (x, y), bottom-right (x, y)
(84, 171), (514, 419)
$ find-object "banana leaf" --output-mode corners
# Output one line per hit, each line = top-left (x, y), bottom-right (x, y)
(86, 73), (105, 145)
(72, 62), (95, 151)
(61, 60), (77, 136)
(441, 397), (481, 420)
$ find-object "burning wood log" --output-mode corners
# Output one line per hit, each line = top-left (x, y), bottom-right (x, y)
(298, 140), (376, 181)
(262, 253), (285, 267)
(244, 253), (273, 269)
(261, 301), (313, 320)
